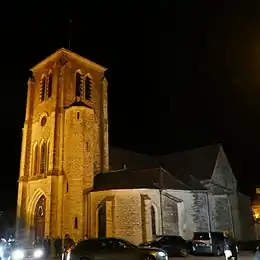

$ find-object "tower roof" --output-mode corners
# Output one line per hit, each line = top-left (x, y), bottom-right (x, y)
(30, 48), (107, 72)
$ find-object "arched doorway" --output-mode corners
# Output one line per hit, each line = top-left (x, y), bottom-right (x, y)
(34, 195), (46, 239)
(98, 203), (106, 238)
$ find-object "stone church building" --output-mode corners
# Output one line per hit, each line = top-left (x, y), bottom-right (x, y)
(16, 48), (255, 245)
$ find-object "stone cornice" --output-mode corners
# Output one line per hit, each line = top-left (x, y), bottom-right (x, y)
(28, 175), (47, 181)
(18, 176), (28, 182)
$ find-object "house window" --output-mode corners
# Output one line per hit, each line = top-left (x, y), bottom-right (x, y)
(75, 72), (83, 97)
(40, 77), (46, 102)
(77, 112), (80, 119)
(66, 182), (69, 193)
(40, 142), (47, 175)
(86, 142), (89, 151)
(74, 217), (78, 229)
(151, 206), (156, 236)
(85, 75), (92, 100)
(47, 74), (52, 98)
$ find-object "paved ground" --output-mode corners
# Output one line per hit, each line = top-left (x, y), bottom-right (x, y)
(49, 251), (254, 260)
(169, 252), (253, 260)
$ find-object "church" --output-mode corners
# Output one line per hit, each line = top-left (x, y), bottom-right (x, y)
(16, 48), (255, 245)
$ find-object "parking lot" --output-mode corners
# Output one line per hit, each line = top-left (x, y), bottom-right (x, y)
(169, 251), (253, 260)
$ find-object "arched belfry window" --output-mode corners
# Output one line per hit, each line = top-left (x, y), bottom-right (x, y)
(47, 73), (52, 98)
(75, 72), (83, 97)
(40, 76), (46, 102)
(40, 142), (47, 175)
(32, 144), (38, 176)
(151, 206), (156, 236)
(85, 75), (92, 100)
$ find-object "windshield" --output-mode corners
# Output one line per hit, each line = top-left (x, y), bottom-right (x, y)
(193, 233), (210, 240)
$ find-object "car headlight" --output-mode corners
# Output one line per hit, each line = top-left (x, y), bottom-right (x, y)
(34, 249), (44, 258)
(158, 251), (166, 257)
(12, 250), (24, 259)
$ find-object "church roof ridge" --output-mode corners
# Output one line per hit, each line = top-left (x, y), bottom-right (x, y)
(159, 143), (222, 182)
(162, 142), (222, 157)
(30, 48), (107, 72)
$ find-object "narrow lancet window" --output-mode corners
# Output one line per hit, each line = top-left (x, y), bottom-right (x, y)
(33, 144), (38, 176)
(40, 142), (47, 175)
(85, 75), (92, 100)
(47, 74), (52, 98)
(75, 72), (83, 97)
(74, 217), (78, 229)
(151, 206), (156, 236)
(40, 77), (46, 101)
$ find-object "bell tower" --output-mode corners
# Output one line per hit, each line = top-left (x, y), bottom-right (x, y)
(16, 48), (108, 242)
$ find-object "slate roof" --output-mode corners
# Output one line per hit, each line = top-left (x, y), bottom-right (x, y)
(93, 167), (191, 191)
(109, 147), (157, 171)
(159, 143), (221, 183)
(92, 144), (222, 192)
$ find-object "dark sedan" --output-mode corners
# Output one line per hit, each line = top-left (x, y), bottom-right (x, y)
(139, 235), (189, 257)
(69, 237), (168, 260)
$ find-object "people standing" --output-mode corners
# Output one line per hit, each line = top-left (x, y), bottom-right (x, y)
(54, 236), (62, 257)
(223, 230), (238, 260)
(254, 246), (260, 260)
(63, 234), (75, 260)
(33, 236), (43, 248)
(43, 236), (51, 257)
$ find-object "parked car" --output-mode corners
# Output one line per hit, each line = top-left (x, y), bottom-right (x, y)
(69, 237), (168, 260)
(11, 244), (45, 260)
(139, 235), (189, 257)
(191, 232), (225, 256)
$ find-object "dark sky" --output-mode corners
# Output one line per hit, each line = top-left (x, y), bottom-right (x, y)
(1, 2), (260, 210)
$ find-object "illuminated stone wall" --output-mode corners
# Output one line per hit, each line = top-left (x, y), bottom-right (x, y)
(63, 106), (95, 241)
(90, 189), (162, 245)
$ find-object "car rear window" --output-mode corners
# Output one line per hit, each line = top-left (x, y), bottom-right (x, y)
(193, 232), (210, 240)
(157, 236), (186, 244)
(76, 239), (106, 251)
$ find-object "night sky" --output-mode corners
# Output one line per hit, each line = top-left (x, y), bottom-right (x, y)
(1, 3), (260, 211)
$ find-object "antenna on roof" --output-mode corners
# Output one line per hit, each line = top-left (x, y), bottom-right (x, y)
(68, 19), (72, 50)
